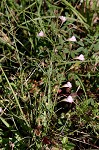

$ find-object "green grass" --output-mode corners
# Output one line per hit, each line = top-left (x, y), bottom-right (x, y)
(0, 0), (99, 149)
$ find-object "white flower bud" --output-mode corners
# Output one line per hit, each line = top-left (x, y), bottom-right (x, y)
(68, 36), (77, 42)
(75, 54), (85, 61)
(37, 31), (45, 37)
(62, 82), (72, 88)
(59, 16), (66, 24)
(62, 96), (74, 103)
(0, 107), (3, 113)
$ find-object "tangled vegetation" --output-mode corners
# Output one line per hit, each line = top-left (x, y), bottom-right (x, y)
(0, 0), (99, 149)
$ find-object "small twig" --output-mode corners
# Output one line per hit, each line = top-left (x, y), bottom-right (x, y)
(68, 137), (99, 149)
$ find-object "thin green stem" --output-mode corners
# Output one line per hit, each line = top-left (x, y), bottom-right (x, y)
(0, 66), (30, 127)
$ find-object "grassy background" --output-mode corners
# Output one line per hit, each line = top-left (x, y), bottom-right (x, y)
(0, 0), (99, 149)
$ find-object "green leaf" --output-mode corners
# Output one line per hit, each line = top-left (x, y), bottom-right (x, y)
(66, 142), (75, 149)
(62, 136), (68, 144)
(76, 47), (84, 53)
(64, 48), (70, 53)
(88, 98), (94, 106)
(77, 41), (84, 46)
(0, 117), (10, 128)
(94, 42), (99, 51)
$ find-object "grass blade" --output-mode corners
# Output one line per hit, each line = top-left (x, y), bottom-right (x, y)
(0, 66), (29, 127)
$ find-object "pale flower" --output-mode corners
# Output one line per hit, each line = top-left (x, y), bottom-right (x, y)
(62, 82), (72, 88)
(0, 107), (3, 113)
(75, 54), (85, 61)
(68, 36), (77, 42)
(59, 16), (66, 24)
(9, 141), (15, 149)
(37, 31), (45, 37)
(62, 96), (74, 103)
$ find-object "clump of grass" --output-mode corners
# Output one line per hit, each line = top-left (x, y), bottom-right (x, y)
(0, 0), (99, 149)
